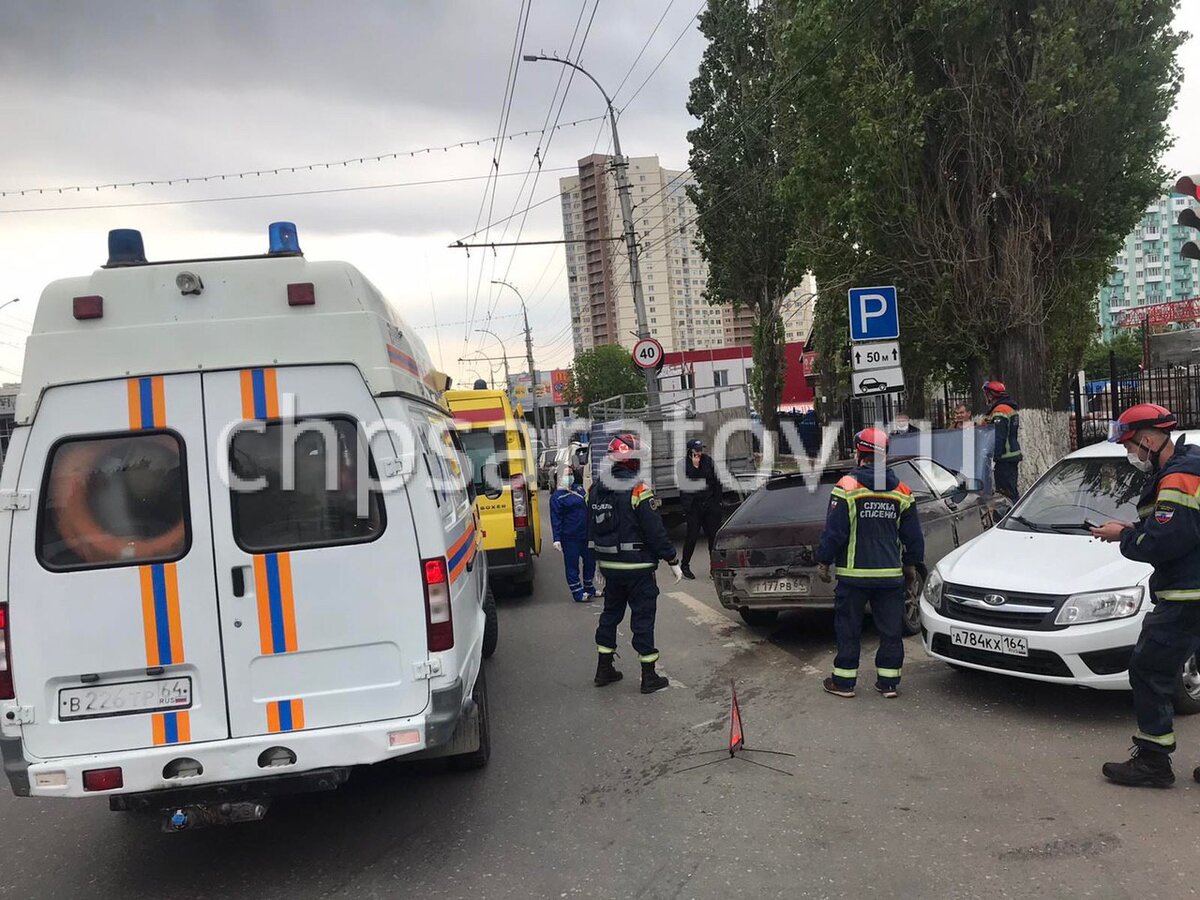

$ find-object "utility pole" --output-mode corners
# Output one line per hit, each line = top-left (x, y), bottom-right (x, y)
(523, 54), (659, 408)
(491, 280), (544, 437)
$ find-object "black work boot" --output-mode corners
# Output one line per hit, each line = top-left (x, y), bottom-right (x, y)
(594, 653), (623, 687)
(681, 566), (696, 580)
(640, 661), (669, 694)
(1102, 747), (1175, 788)
(1193, 766), (1200, 784)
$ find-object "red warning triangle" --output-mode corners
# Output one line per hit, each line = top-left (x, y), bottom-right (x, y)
(729, 681), (744, 756)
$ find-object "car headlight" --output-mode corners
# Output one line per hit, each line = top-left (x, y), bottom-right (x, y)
(1054, 586), (1144, 626)
(923, 568), (945, 612)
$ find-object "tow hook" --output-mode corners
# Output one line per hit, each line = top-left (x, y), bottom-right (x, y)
(162, 800), (271, 832)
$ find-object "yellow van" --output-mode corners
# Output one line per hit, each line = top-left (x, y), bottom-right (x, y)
(445, 389), (541, 594)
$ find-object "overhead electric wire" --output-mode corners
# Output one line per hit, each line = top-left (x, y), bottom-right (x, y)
(617, 1), (703, 112)
(0, 168), (577, 215)
(0, 115), (606, 199)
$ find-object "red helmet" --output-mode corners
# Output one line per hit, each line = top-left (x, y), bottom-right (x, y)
(855, 427), (888, 456)
(1109, 403), (1176, 444)
(607, 433), (641, 468)
(982, 380), (1006, 396)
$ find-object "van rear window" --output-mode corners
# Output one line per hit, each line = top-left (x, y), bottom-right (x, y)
(459, 430), (510, 492)
(39, 432), (190, 571)
(228, 417), (384, 553)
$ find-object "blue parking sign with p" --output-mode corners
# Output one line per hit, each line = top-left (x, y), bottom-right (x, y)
(848, 286), (899, 341)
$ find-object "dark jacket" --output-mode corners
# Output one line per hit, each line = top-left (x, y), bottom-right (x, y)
(681, 452), (722, 510)
(1119, 438), (1200, 603)
(589, 467), (678, 571)
(817, 465), (925, 586)
(550, 485), (589, 544)
(987, 395), (1023, 462)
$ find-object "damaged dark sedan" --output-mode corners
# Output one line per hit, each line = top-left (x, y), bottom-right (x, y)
(711, 458), (1005, 633)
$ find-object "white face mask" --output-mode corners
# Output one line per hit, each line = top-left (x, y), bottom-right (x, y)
(559, 475), (573, 490)
(1127, 452), (1153, 474)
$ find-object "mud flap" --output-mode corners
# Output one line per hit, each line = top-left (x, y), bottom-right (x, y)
(409, 696), (479, 761)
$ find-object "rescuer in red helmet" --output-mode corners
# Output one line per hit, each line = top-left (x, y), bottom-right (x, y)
(815, 427), (925, 699)
(589, 433), (683, 694)
(982, 380), (1023, 500)
(1092, 404), (1200, 788)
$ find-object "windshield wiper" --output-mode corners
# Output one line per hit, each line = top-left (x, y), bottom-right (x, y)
(1007, 514), (1049, 532)
(1042, 522), (1095, 533)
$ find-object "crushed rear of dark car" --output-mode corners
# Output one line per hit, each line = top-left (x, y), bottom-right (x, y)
(711, 458), (1004, 632)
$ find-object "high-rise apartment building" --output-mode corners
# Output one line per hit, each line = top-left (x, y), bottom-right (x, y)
(560, 155), (813, 357)
(1097, 189), (1200, 339)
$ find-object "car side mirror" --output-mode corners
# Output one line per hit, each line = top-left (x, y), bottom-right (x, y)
(480, 462), (503, 499)
(962, 476), (983, 492)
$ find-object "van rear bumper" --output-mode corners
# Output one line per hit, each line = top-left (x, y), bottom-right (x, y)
(11, 680), (465, 801)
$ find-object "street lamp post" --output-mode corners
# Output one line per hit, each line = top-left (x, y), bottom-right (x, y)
(522, 54), (658, 407)
(457, 355), (500, 389)
(490, 279), (545, 437)
(475, 327), (512, 386)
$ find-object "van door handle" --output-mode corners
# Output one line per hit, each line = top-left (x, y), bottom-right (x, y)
(232, 567), (247, 597)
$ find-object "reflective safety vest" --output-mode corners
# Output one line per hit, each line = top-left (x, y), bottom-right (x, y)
(1120, 438), (1200, 602)
(987, 398), (1023, 462)
(816, 466), (925, 585)
(589, 469), (679, 571)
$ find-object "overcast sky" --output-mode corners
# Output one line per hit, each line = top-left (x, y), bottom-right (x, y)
(2, 0), (1199, 386)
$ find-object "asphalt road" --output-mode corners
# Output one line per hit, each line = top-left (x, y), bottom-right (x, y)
(2, 516), (1199, 899)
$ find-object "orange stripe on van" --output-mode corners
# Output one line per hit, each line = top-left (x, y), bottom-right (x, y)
(126, 379), (141, 431)
(140, 565), (159, 667)
(266, 701), (280, 734)
(151, 376), (166, 428)
(277, 552), (298, 652)
(239, 369), (256, 420)
(152, 713), (166, 746)
(164, 563), (185, 664)
(262, 368), (280, 419)
(266, 699), (305, 733)
(253, 555), (274, 655)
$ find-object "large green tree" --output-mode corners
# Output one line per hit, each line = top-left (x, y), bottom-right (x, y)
(687, 0), (796, 438)
(563, 344), (647, 416)
(778, 0), (1183, 468)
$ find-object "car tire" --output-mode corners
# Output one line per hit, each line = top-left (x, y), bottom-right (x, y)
(738, 608), (779, 627)
(1173, 652), (1200, 715)
(902, 570), (925, 637)
(481, 589), (498, 660)
(448, 667), (491, 772)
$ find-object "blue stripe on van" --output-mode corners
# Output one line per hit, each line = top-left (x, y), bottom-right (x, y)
(265, 553), (286, 655)
(151, 564), (173, 666)
(138, 377), (155, 430)
(251, 368), (267, 420)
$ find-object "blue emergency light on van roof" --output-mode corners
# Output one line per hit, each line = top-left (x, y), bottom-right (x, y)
(107, 229), (146, 267)
(268, 222), (302, 256)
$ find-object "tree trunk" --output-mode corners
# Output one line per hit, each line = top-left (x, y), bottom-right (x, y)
(906, 373), (928, 419)
(991, 322), (1065, 491)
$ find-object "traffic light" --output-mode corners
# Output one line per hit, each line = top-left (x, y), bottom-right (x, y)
(1171, 175), (1200, 260)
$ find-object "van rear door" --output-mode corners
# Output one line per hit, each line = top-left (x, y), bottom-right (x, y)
(202, 365), (429, 738)
(10, 376), (229, 758)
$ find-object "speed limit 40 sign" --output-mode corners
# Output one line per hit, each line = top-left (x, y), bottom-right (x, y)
(632, 337), (664, 370)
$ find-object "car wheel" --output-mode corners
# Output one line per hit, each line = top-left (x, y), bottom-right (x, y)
(510, 575), (534, 598)
(902, 571), (925, 636)
(1173, 652), (1200, 715)
(738, 608), (779, 627)
(481, 589), (498, 660)
(448, 667), (491, 771)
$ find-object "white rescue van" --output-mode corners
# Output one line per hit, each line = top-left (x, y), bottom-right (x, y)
(0, 223), (497, 827)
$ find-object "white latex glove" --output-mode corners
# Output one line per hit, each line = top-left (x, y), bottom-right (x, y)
(553, 541), (562, 552)
(670, 563), (684, 584)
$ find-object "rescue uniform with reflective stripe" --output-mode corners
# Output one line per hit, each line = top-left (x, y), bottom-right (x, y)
(589, 467), (679, 662)
(986, 396), (1022, 500)
(817, 466), (925, 690)
(1118, 438), (1200, 754)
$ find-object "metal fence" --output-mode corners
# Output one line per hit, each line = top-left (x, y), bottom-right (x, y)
(1072, 358), (1200, 448)
(833, 387), (974, 458)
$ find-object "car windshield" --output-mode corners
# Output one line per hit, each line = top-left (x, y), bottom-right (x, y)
(1003, 456), (1146, 533)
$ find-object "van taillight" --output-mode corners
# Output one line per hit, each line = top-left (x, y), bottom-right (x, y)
(422, 558), (454, 652)
(511, 473), (528, 528)
(0, 604), (12, 700)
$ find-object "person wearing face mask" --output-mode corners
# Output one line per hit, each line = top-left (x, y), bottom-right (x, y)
(679, 438), (724, 580)
(549, 466), (595, 603)
(1092, 404), (1200, 788)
